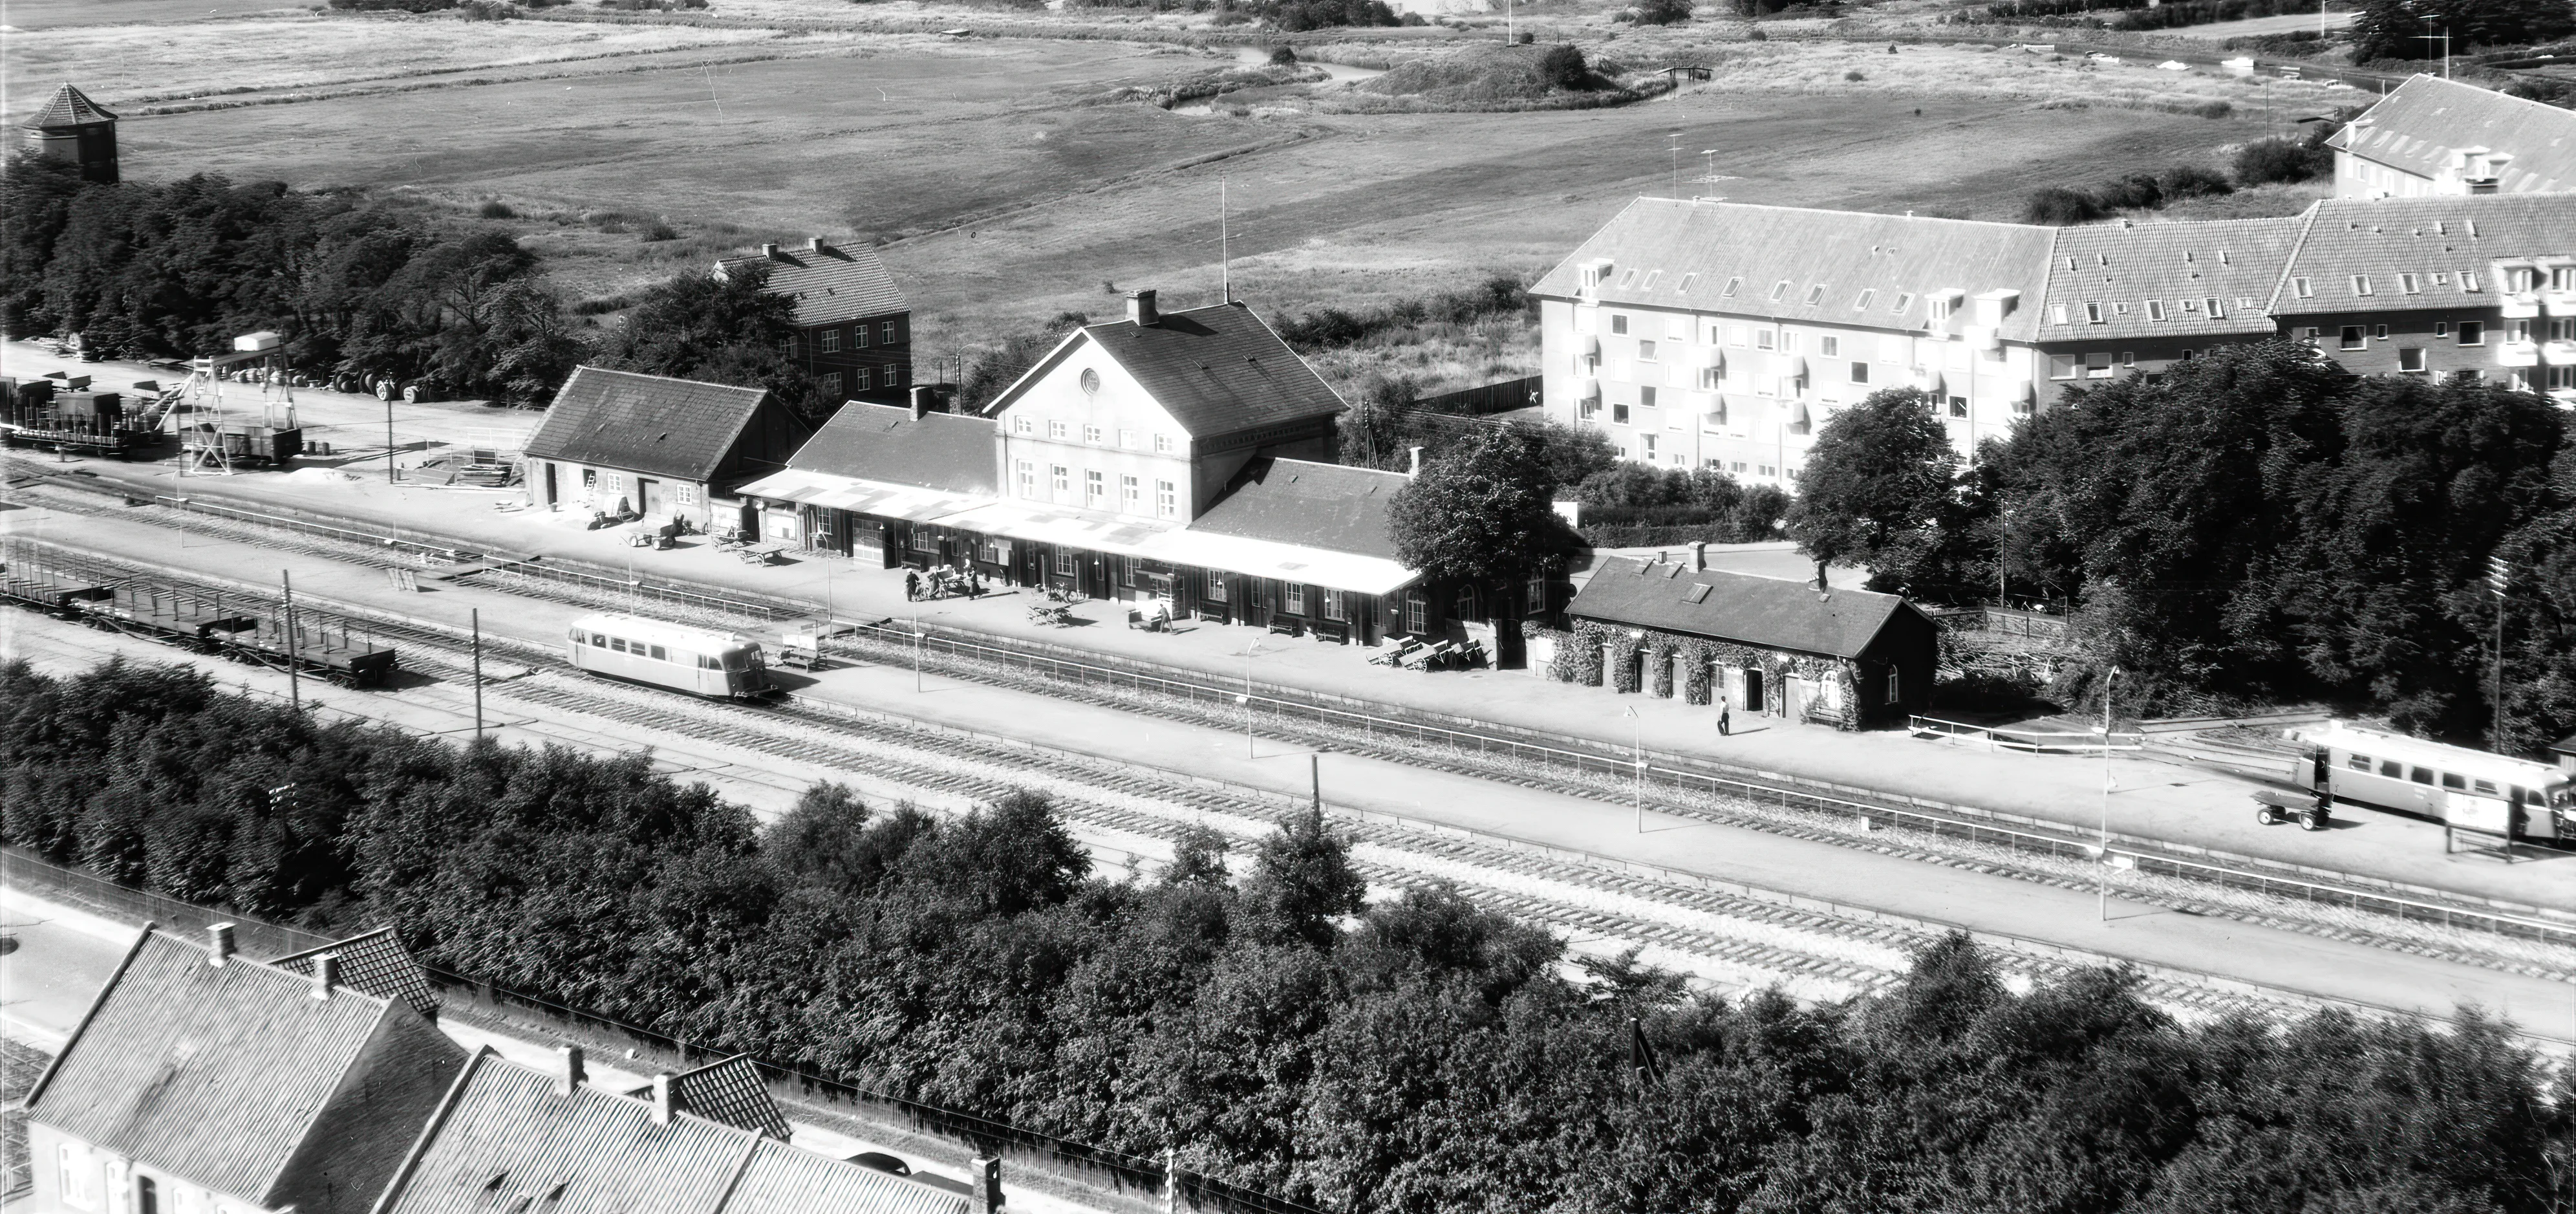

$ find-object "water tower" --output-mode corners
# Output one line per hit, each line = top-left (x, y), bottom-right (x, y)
(21, 83), (118, 184)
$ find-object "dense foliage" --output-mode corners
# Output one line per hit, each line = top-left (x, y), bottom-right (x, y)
(1570, 462), (1790, 547)
(2109, 0), (2317, 32)
(1798, 344), (2576, 735)
(1388, 424), (1580, 596)
(5, 656), (2571, 1213)
(2350, 0), (2575, 60)
(2022, 166), (2233, 224)
(1, 153), (585, 405)
(594, 264), (825, 419)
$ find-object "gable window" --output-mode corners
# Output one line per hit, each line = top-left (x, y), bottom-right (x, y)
(57, 1145), (95, 1211)
(2292, 276), (2315, 299)
(1119, 428), (1139, 448)
(1156, 479), (1177, 518)
(1084, 424), (1104, 444)
(1611, 314), (1629, 335)
(1154, 433), (1175, 454)
(819, 328), (841, 353)
(2145, 300), (2166, 321)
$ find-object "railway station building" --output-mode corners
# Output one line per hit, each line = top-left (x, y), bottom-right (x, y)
(1558, 552), (1937, 730)
(522, 366), (813, 532)
(736, 291), (1432, 644)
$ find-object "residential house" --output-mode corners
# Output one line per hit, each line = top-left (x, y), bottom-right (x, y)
(2268, 193), (2576, 397)
(1559, 550), (1937, 730)
(522, 367), (813, 532)
(714, 237), (912, 404)
(373, 1047), (994, 1214)
(617, 1056), (793, 1141)
(735, 292), (1429, 644)
(23, 924), (471, 1214)
(2329, 75), (2576, 200)
(2031, 216), (2305, 384)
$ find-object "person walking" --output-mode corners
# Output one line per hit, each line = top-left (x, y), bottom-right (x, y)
(1717, 702), (1732, 737)
(905, 570), (920, 602)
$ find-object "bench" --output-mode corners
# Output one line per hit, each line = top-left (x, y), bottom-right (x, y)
(1267, 616), (1304, 638)
(1308, 618), (1350, 644)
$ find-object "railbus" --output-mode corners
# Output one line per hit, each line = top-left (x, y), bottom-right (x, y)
(566, 612), (770, 699)
(2296, 721), (2571, 847)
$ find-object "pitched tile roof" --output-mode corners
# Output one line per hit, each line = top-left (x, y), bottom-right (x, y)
(524, 367), (779, 482)
(724, 1140), (972, 1214)
(23, 83), (114, 129)
(2035, 217), (2304, 340)
(996, 302), (1347, 438)
(1567, 558), (1922, 659)
(24, 929), (467, 1211)
(2268, 193), (2576, 316)
(714, 241), (907, 329)
(1529, 199), (2061, 343)
(620, 1056), (790, 1141)
(788, 402), (998, 495)
(2331, 75), (2576, 195)
(274, 926), (440, 1021)
(376, 1052), (757, 1214)
(1189, 457), (1406, 561)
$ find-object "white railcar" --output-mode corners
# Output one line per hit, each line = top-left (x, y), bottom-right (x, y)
(566, 612), (769, 699)
(2301, 721), (2570, 842)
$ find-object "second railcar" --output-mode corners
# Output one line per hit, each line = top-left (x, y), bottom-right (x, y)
(567, 613), (769, 698)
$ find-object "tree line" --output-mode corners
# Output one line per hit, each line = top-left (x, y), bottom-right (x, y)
(1785, 342), (2576, 743)
(3, 152), (823, 414)
(6, 655), (2568, 1214)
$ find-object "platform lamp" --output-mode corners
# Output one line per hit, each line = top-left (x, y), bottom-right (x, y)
(1623, 705), (1644, 833)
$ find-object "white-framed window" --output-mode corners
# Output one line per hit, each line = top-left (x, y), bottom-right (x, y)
(1084, 424), (1104, 445)
(1119, 428), (1138, 448)
(1154, 433), (1175, 454)
(854, 366), (873, 392)
(1525, 574), (1547, 614)
(2084, 302), (2105, 324)
(1804, 283), (1827, 306)
(819, 371), (841, 399)
(1205, 573), (1229, 603)
(1885, 666), (1902, 705)
(2399, 273), (2421, 294)
(881, 320), (899, 344)
(2461, 270), (2482, 292)
(1121, 473), (1141, 513)
(1014, 416), (1034, 435)
(819, 328), (841, 353)
(2085, 352), (2113, 378)
(1819, 336), (1839, 356)
(2341, 325), (2367, 350)
(1404, 592), (1427, 633)
(2350, 274), (2374, 296)
(2460, 321), (2485, 346)
(1755, 331), (1776, 351)
(1638, 340), (1658, 362)
(1051, 464), (1070, 500)
(58, 1144), (96, 1210)
(1769, 279), (1792, 302)
(852, 323), (872, 349)
(677, 482), (698, 506)
(2398, 347), (2427, 373)
(1891, 292), (1913, 314)
(1085, 470), (1106, 508)
(1055, 548), (1076, 576)
(2292, 276), (2314, 298)
(1640, 386), (1657, 409)
(1610, 314), (1629, 335)
(2049, 303), (2070, 325)
(1285, 583), (1307, 615)
(1720, 276), (1743, 298)
(1852, 290), (1874, 312)
(2145, 300), (2165, 321)
(1016, 460), (1036, 497)
(1642, 433), (1658, 458)
(1322, 589), (1347, 622)
(1155, 479), (1177, 518)
(1049, 420), (1069, 440)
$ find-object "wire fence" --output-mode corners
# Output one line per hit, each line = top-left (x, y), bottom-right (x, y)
(0, 847), (1321, 1214)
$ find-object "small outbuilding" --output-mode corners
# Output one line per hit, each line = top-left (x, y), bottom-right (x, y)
(1560, 554), (1937, 730)
(523, 366), (811, 533)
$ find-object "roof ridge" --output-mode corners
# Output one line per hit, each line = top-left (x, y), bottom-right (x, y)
(562, 364), (766, 395)
(1634, 195), (2057, 234)
(21, 922), (157, 1112)
(369, 1047), (495, 1214)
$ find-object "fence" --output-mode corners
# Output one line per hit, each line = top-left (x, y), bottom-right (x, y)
(0, 846), (1321, 1214)
(1908, 715), (2147, 755)
(1413, 374), (1542, 417)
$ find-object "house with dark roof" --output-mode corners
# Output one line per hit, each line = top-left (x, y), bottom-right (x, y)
(1560, 552), (1936, 729)
(2330, 76), (2576, 200)
(24, 924), (471, 1214)
(21, 83), (116, 183)
(715, 237), (912, 405)
(733, 398), (1001, 563)
(619, 1055), (792, 1140)
(523, 366), (813, 531)
(375, 1048), (988, 1214)
(274, 926), (440, 1021)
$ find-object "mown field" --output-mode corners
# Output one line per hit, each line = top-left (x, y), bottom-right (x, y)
(5, 5), (2344, 372)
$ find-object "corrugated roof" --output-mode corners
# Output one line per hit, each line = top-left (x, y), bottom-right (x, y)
(2270, 193), (2576, 316)
(998, 302), (1346, 439)
(378, 1053), (757, 1214)
(23, 83), (114, 129)
(24, 930), (446, 1205)
(620, 1056), (789, 1142)
(2035, 218), (2304, 340)
(788, 402), (997, 495)
(1566, 558), (1915, 658)
(2332, 75), (2576, 195)
(274, 927), (439, 1021)
(1189, 457), (1406, 561)
(724, 1140), (972, 1214)
(524, 366), (775, 482)
(714, 241), (907, 329)
(1529, 199), (2061, 343)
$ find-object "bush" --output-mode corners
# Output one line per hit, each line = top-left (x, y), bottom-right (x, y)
(2023, 186), (2107, 225)
(1537, 44), (1589, 89)
(2158, 164), (2235, 199)
(2233, 136), (2329, 184)
(1263, 0), (1397, 30)
(1844, 69), (1866, 80)
(640, 221), (680, 242)
(1269, 43), (1298, 63)
(1633, 0), (1693, 24)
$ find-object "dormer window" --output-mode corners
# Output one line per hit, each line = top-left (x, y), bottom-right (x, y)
(2145, 300), (2166, 321)
(2400, 273), (2421, 294)
(2049, 303), (2070, 325)
(2206, 298), (2225, 318)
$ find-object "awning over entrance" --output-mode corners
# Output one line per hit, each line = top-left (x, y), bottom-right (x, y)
(732, 468), (985, 523)
(1138, 528), (1418, 598)
(933, 499), (1181, 558)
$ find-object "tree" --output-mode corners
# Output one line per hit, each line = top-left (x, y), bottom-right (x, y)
(1787, 388), (1961, 590)
(1388, 425), (1579, 607)
(1631, 0), (1693, 23)
(1241, 806), (1366, 947)
(958, 310), (1091, 411)
(2349, 0), (2574, 60)
(601, 264), (818, 418)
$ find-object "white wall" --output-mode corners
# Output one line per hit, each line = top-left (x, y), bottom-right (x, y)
(994, 336), (1198, 521)
(26, 1127), (269, 1214)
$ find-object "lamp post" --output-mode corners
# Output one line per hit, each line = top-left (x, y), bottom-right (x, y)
(914, 625), (927, 693)
(1242, 640), (1266, 759)
(1624, 704), (1644, 833)
(2098, 666), (2119, 920)
(281, 570), (301, 711)
(471, 607), (484, 739)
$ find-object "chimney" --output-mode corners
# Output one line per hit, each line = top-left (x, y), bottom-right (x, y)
(808, 235), (827, 253)
(1406, 446), (1424, 477)
(310, 953), (339, 1000)
(969, 1156), (1004, 1214)
(760, 242), (780, 260)
(910, 384), (935, 419)
(208, 922), (237, 966)
(1691, 541), (1706, 571)
(650, 1072), (676, 1126)
(1126, 289), (1159, 327)
(555, 1045), (586, 1097)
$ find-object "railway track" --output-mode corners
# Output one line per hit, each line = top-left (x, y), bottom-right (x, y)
(5, 536), (2564, 1039)
(9, 477), (2575, 984)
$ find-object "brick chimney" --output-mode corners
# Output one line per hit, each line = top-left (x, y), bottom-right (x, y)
(910, 385), (936, 419)
(310, 953), (339, 1000)
(208, 922), (237, 966)
(650, 1072), (675, 1126)
(760, 242), (781, 260)
(968, 1156), (1004, 1214)
(1690, 541), (1706, 571)
(808, 235), (828, 253)
(1126, 289), (1159, 327)
(555, 1045), (586, 1097)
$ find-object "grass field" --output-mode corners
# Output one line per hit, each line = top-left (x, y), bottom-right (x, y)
(6, 6), (2332, 389)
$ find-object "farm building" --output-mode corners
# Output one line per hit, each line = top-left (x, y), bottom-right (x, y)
(522, 366), (812, 532)
(715, 237), (912, 404)
(1558, 552), (1937, 730)
(2330, 75), (2576, 200)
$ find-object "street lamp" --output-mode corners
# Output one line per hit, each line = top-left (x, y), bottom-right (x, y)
(1241, 640), (1266, 758)
(913, 625), (927, 693)
(2098, 666), (2120, 920)
(1623, 704), (1644, 832)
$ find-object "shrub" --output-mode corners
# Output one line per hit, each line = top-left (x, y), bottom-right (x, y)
(1269, 43), (1298, 63)
(2093, 173), (2165, 210)
(641, 221), (680, 242)
(1633, 0), (1693, 24)
(1538, 43), (1589, 88)
(1845, 68), (1866, 80)
(2158, 164), (2235, 199)
(2023, 186), (2107, 224)
(2233, 136), (2328, 184)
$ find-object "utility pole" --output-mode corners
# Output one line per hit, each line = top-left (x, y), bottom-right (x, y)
(1219, 178), (1230, 305)
(471, 607), (484, 739)
(2490, 554), (2510, 750)
(1624, 704), (1643, 832)
(385, 389), (398, 485)
(281, 570), (301, 711)
(1310, 753), (1320, 816)
(2098, 666), (2118, 920)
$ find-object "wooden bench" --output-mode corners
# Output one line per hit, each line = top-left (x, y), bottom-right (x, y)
(1308, 618), (1350, 644)
(1267, 616), (1304, 638)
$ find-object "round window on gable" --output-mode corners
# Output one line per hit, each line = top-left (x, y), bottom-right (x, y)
(1079, 368), (1100, 396)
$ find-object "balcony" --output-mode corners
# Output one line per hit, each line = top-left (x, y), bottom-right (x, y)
(2548, 291), (2576, 318)
(2502, 292), (2542, 319)
(2544, 340), (2576, 367)
(1962, 325), (2001, 351)
(2497, 340), (2542, 368)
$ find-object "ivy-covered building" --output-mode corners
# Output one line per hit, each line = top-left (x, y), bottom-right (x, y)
(1555, 554), (1936, 730)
